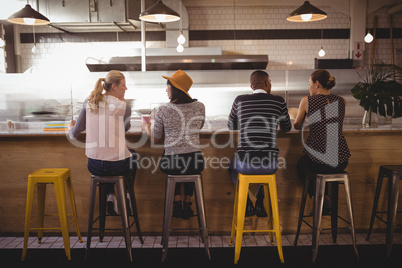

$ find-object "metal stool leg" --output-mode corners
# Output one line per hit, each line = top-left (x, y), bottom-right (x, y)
(343, 176), (359, 259)
(366, 170), (384, 241)
(194, 177), (210, 260)
(267, 178), (284, 263)
(98, 183), (107, 242)
(162, 178), (176, 262)
(312, 176), (326, 263)
(234, 179), (248, 264)
(115, 179), (133, 262)
(264, 184), (274, 245)
(386, 173), (400, 257)
(126, 178), (144, 244)
(21, 179), (36, 261)
(53, 179), (71, 260)
(85, 178), (97, 260)
(65, 178), (82, 242)
(294, 177), (310, 246)
(36, 183), (46, 243)
(330, 182), (339, 243)
(229, 176), (240, 246)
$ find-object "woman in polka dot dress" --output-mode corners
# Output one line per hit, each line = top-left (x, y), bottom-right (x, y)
(293, 69), (351, 214)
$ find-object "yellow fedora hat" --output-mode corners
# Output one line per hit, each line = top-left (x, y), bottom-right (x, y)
(162, 69), (193, 98)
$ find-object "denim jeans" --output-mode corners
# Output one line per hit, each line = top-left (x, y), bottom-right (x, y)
(87, 149), (137, 194)
(229, 157), (278, 199)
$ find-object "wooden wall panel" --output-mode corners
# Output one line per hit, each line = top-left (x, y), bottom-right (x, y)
(0, 130), (401, 236)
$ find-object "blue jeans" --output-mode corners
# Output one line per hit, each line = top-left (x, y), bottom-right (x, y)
(87, 149), (137, 194)
(229, 157), (278, 199)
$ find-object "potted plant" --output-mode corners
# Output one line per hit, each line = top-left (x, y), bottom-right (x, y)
(351, 63), (402, 127)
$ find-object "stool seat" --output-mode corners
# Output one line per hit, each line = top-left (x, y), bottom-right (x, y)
(162, 174), (210, 262)
(294, 172), (358, 263)
(22, 168), (82, 261)
(229, 173), (284, 264)
(86, 174), (143, 262)
(366, 165), (402, 257)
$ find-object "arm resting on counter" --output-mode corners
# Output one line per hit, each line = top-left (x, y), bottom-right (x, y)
(294, 96), (308, 130)
(69, 100), (87, 139)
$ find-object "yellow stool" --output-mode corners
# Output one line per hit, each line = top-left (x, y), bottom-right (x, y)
(22, 168), (82, 261)
(230, 173), (284, 264)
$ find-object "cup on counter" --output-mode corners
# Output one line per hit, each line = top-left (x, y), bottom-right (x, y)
(6, 119), (14, 131)
(141, 114), (151, 125)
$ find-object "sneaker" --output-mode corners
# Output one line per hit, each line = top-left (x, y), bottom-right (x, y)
(172, 201), (182, 218)
(106, 194), (119, 215)
(182, 201), (194, 219)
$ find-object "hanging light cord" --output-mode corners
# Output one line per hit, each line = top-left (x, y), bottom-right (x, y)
(32, 25), (36, 46)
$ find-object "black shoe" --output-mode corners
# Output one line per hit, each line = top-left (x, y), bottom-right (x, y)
(245, 196), (255, 217)
(255, 198), (267, 217)
(182, 201), (194, 219)
(106, 194), (118, 216)
(172, 201), (182, 218)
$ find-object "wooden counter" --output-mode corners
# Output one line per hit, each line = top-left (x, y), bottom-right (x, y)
(1, 127), (402, 236)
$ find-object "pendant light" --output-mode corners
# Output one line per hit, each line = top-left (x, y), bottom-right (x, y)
(364, 31), (373, 43)
(287, 1), (327, 22)
(7, 0), (50, 26)
(318, 28), (325, 57)
(139, 0), (180, 23)
(176, 0), (185, 52)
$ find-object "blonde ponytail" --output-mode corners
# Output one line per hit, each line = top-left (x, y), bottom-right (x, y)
(87, 78), (105, 111)
(87, 70), (125, 111)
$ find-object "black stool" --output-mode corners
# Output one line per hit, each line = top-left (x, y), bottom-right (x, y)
(294, 172), (358, 263)
(366, 165), (402, 257)
(161, 174), (210, 262)
(86, 175), (143, 262)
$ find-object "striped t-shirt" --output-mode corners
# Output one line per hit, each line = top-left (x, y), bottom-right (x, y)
(228, 90), (292, 162)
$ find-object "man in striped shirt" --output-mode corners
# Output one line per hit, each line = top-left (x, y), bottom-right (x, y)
(228, 70), (292, 217)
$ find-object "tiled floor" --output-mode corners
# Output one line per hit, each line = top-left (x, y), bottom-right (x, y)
(1, 233), (401, 250)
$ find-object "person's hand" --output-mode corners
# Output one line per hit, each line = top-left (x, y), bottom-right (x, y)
(68, 120), (76, 130)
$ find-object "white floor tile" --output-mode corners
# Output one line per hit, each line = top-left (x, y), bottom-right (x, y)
(0, 233), (400, 250)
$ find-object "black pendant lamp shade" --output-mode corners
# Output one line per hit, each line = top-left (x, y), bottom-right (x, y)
(287, 1), (327, 22)
(7, 4), (50, 26)
(139, 0), (180, 23)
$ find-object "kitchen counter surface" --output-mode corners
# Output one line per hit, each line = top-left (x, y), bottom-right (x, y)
(1, 118), (402, 137)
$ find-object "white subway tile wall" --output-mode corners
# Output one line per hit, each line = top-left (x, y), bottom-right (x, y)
(15, 5), (401, 73)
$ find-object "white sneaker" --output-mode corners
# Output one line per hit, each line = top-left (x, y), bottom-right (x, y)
(106, 194), (119, 215)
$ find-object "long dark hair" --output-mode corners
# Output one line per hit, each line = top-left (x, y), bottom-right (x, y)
(311, 69), (336, 89)
(168, 80), (196, 104)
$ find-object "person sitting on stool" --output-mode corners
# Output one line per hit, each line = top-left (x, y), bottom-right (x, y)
(293, 69), (351, 215)
(228, 70), (292, 217)
(68, 70), (137, 216)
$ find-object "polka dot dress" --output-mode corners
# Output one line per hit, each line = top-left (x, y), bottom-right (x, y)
(304, 94), (351, 166)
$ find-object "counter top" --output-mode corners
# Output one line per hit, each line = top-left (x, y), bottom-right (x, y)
(1, 119), (402, 137)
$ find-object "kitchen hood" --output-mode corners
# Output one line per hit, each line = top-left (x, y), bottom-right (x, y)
(85, 55), (269, 72)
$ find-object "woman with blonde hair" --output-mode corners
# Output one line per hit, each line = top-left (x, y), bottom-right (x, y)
(68, 70), (137, 215)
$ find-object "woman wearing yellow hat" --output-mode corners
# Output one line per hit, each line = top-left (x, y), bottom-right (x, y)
(144, 70), (205, 219)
